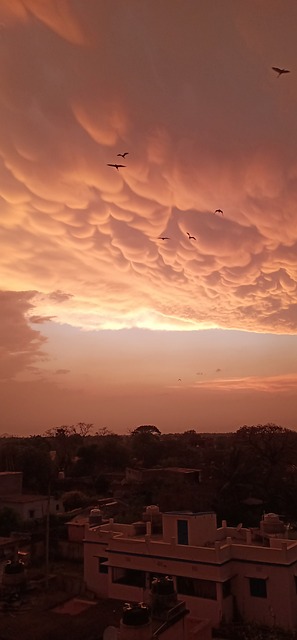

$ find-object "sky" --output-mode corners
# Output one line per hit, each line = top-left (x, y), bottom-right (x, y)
(0, 0), (297, 435)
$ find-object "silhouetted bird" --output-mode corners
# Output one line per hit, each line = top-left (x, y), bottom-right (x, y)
(178, 378), (182, 382)
(272, 66), (290, 77)
(107, 164), (126, 171)
(187, 232), (196, 240)
(214, 209), (224, 215)
(117, 152), (129, 158)
(158, 236), (170, 240)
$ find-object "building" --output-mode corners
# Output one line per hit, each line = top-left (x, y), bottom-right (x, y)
(0, 472), (62, 521)
(125, 467), (201, 485)
(0, 472), (23, 496)
(84, 507), (297, 631)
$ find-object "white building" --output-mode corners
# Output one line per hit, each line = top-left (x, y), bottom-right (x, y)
(84, 507), (297, 630)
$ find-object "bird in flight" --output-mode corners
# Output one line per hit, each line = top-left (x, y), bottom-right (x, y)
(158, 236), (170, 240)
(107, 163), (126, 171)
(178, 378), (182, 382)
(187, 232), (196, 240)
(214, 209), (224, 215)
(117, 152), (129, 158)
(272, 67), (290, 77)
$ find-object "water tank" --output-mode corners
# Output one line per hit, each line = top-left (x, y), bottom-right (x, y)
(150, 576), (177, 614)
(89, 508), (103, 526)
(120, 603), (152, 640)
(2, 561), (26, 590)
(151, 576), (174, 595)
(145, 505), (159, 515)
(262, 513), (285, 534)
(122, 603), (151, 626)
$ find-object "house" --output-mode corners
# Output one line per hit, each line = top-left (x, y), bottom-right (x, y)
(0, 472), (63, 521)
(84, 507), (297, 630)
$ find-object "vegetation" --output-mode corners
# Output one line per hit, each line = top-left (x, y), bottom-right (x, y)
(1, 422), (297, 526)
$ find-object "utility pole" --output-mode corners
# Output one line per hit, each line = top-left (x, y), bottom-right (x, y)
(45, 480), (50, 590)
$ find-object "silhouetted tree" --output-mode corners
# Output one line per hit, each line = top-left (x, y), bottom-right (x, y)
(131, 425), (161, 436)
(0, 507), (22, 536)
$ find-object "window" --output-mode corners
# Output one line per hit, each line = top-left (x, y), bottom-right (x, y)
(98, 557), (108, 574)
(29, 509), (35, 519)
(249, 578), (267, 598)
(294, 576), (297, 593)
(177, 519), (189, 545)
(176, 576), (217, 600)
(222, 579), (232, 598)
(112, 567), (146, 587)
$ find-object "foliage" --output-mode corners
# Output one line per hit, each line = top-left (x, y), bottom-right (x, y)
(94, 474), (111, 494)
(131, 425), (161, 436)
(62, 490), (89, 511)
(0, 507), (22, 536)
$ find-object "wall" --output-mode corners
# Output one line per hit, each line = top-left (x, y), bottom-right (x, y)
(0, 472), (23, 496)
(162, 513), (217, 547)
(233, 560), (297, 628)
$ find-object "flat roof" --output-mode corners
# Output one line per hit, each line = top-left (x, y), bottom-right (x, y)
(164, 510), (215, 516)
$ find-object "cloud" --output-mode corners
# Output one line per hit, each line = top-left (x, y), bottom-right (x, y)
(55, 369), (70, 375)
(193, 374), (297, 394)
(29, 314), (55, 324)
(0, 291), (47, 379)
(0, 1), (297, 333)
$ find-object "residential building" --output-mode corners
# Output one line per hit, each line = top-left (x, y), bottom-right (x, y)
(84, 507), (297, 630)
(125, 467), (201, 485)
(0, 472), (62, 520)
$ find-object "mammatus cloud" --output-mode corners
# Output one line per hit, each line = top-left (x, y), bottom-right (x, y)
(0, 1), (296, 333)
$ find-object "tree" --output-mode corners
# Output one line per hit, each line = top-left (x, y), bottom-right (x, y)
(131, 425), (161, 436)
(62, 490), (89, 512)
(235, 424), (297, 468)
(130, 430), (162, 468)
(75, 423), (94, 438)
(0, 507), (22, 536)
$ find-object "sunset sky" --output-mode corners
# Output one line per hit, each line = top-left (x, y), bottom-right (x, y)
(1, 0), (297, 435)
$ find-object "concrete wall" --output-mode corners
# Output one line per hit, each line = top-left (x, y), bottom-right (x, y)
(232, 560), (297, 628)
(162, 513), (217, 547)
(84, 536), (109, 597)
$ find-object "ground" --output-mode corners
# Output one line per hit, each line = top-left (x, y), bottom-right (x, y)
(0, 562), (124, 640)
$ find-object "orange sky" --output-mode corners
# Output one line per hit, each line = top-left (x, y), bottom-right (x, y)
(0, 1), (297, 435)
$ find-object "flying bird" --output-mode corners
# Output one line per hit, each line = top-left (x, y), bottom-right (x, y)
(187, 232), (196, 240)
(117, 152), (129, 158)
(178, 378), (182, 382)
(214, 209), (224, 215)
(107, 163), (126, 171)
(272, 66), (290, 77)
(158, 236), (170, 240)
